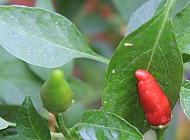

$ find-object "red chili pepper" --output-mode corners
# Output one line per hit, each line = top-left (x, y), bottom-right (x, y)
(135, 69), (171, 127)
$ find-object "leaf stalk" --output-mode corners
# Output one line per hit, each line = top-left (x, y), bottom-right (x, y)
(55, 113), (73, 140)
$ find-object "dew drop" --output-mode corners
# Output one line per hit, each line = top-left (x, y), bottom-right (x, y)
(112, 69), (116, 74)
(120, 79), (124, 83)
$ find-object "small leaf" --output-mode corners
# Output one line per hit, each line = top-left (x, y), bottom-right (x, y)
(0, 6), (108, 68)
(0, 117), (8, 130)
(73, 110), (143, 140)
(180, 80), (190, 121)
(16, 95), (51, 140)
(174, 3), (190, 62)
(102, 1), (183, 133)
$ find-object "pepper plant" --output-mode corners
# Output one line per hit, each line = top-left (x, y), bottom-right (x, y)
(1, 0), (190, 139)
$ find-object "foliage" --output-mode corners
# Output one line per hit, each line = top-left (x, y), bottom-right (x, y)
(0, 0), (190, 139)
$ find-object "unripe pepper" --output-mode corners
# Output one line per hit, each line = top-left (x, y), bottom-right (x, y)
(40, 69), (73, 114)
(135, 69), (171, 127)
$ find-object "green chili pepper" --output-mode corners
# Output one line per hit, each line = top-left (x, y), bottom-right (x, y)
(40, 69), (73, 114)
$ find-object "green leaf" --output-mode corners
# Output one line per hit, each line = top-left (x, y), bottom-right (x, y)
(126, 0), (166, 35)
(73, 110), (143, 140)
(16, 95), (51, 140)
(0, 105), (20, 122)
(54, 0), (84, 19)
(173, 0), (190, 15)
(68, 77), (92, 100)
(111, 0), (147, 21)
(173, 3), (190, 62)
(102, 1), (183, 133)
(180, 80), (190, 121)
(0, 117), (8, 130)
(63, 102), (86, 128)
(0, 135), (22, 140)
(0, 6), (108, 68)
(0, 47), (42, 108)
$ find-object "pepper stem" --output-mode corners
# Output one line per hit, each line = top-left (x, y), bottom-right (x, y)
(55, 113), (73, 140)
(155, 129), (164, 140)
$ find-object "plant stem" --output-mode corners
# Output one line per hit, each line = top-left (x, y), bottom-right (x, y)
(155, 129), (164, 140)
(90, 54), (109, 65)
(55, 113), (73, 140)
(51, 132), (65, 139)
(7, 122), (16, 127)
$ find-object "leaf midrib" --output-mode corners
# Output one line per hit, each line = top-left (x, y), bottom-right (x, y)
(78, 123), (143, 138)
(0, 18), (97, 58)
(147, 1), (174, 70)
(26, 97), (42, 140)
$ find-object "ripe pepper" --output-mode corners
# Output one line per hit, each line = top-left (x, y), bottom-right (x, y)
(40, 69), (73, 114)
(135, 69), (171, 127)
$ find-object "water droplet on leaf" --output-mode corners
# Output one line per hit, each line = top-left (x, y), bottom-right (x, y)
(112, 69), (115, 74)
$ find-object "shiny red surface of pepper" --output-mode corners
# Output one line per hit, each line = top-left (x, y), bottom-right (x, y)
(135, 69), (171, 126)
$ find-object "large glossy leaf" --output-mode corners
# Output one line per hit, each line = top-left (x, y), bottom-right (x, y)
(0, 47), (42, 108)
(102, 1), (183, 133)
(126, 0), (166, 36)
(0, 6), (108, 68)
(73, 110), (143, 140)
(180, 80), (190, 120)
(16, 95), (51, 140)
(174, 3), (190, 62)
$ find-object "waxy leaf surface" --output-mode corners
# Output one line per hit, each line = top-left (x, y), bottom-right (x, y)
(180, 80), (190, 121)
(73, 110), (143, 140)
(16, 95), (51, 140)
(174, 3), (190, 62)
(102, 2), (183, 132)
(0, 6), (108, 68)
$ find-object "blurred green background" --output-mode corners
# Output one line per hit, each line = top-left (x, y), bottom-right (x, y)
(1, 0), (190, 140)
